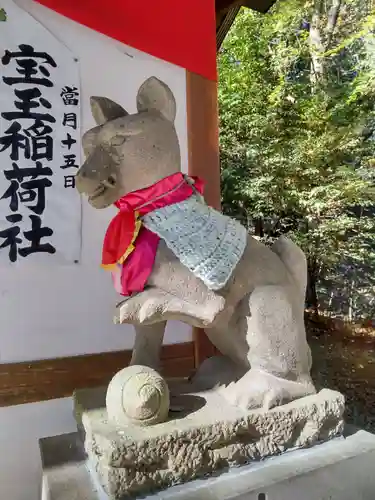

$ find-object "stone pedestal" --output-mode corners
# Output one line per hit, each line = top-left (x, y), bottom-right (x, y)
(40, 426), (375, 500)
(72, 383), (344, 499)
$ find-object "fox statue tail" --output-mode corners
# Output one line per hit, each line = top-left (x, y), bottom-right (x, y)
(271, 235), (307, 309)
(271, 235), (312, 372)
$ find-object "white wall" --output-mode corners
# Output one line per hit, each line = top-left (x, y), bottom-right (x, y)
(0, 2), (192, 499)
(0, 398), (76, 500)
(0, 0), (191, 364)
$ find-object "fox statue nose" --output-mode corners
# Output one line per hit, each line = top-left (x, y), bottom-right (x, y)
(75, 161), (98, 194)
(75, 145), (118, 196)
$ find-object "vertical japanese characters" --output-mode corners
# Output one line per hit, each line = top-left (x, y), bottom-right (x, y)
(60, 85), (80, 188)
(0, 44), (80, 263)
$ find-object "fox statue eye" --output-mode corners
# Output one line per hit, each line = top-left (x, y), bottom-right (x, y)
(110, 135), (127, 147)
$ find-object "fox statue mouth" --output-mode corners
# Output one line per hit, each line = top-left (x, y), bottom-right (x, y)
(87, 174), (117, 203)
(89, 183), (107, 202)
(75, 141), (121, 207)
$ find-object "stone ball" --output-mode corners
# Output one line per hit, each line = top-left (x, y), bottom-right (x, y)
(106, 365), (170, 427)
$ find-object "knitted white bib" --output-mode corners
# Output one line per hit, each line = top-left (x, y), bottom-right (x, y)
(142, 194), (247, 291)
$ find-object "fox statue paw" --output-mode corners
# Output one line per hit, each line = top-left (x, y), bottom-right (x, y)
(218, 369), (316, 411)
(114, 287), (226, 327)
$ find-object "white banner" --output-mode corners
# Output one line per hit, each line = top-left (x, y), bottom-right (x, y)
(0, 0), (82, 265)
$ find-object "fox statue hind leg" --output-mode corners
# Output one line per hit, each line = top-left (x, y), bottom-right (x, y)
(218, 236), (315, 410)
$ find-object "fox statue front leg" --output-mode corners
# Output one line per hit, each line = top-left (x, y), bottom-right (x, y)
(129, 322), (167, 370)
(114, 240), (226, 328)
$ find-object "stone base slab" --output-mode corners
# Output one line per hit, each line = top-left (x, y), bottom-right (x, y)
(73, 384), (345, 499)
(40, 427), (375, 500)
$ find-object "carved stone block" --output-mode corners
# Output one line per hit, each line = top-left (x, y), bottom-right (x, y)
(74, 384), (345, 499)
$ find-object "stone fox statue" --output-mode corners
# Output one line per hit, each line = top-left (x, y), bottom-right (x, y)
(75, 76), (316, 411)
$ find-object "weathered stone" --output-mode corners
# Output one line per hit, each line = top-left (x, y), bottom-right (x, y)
(74, 385), (345, 499)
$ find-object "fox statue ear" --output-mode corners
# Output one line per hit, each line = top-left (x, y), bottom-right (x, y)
(136, 76), (176, 123)
(90, 96), (128, 126)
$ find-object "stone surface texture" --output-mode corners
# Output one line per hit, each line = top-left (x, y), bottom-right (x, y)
(74, 385), (345, 499)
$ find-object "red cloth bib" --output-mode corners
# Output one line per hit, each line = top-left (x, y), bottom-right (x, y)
(102, 172), (204, 269)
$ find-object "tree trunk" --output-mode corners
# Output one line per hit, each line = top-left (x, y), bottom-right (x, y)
(254, 218), (264, 238)
(306, 257), (320, 317)
(309, 0), (343, 85)
(325, 0), (342, 49)
(347, 277), (355, 322)
(309, 0), (325, 85)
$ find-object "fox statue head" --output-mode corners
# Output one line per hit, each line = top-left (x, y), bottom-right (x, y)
(75, 77), (181, 208)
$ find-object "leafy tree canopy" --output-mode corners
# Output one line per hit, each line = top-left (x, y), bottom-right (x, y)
(218, 0), (375, 319)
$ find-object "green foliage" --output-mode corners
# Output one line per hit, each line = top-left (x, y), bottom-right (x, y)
(218, 0), (375, 319)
